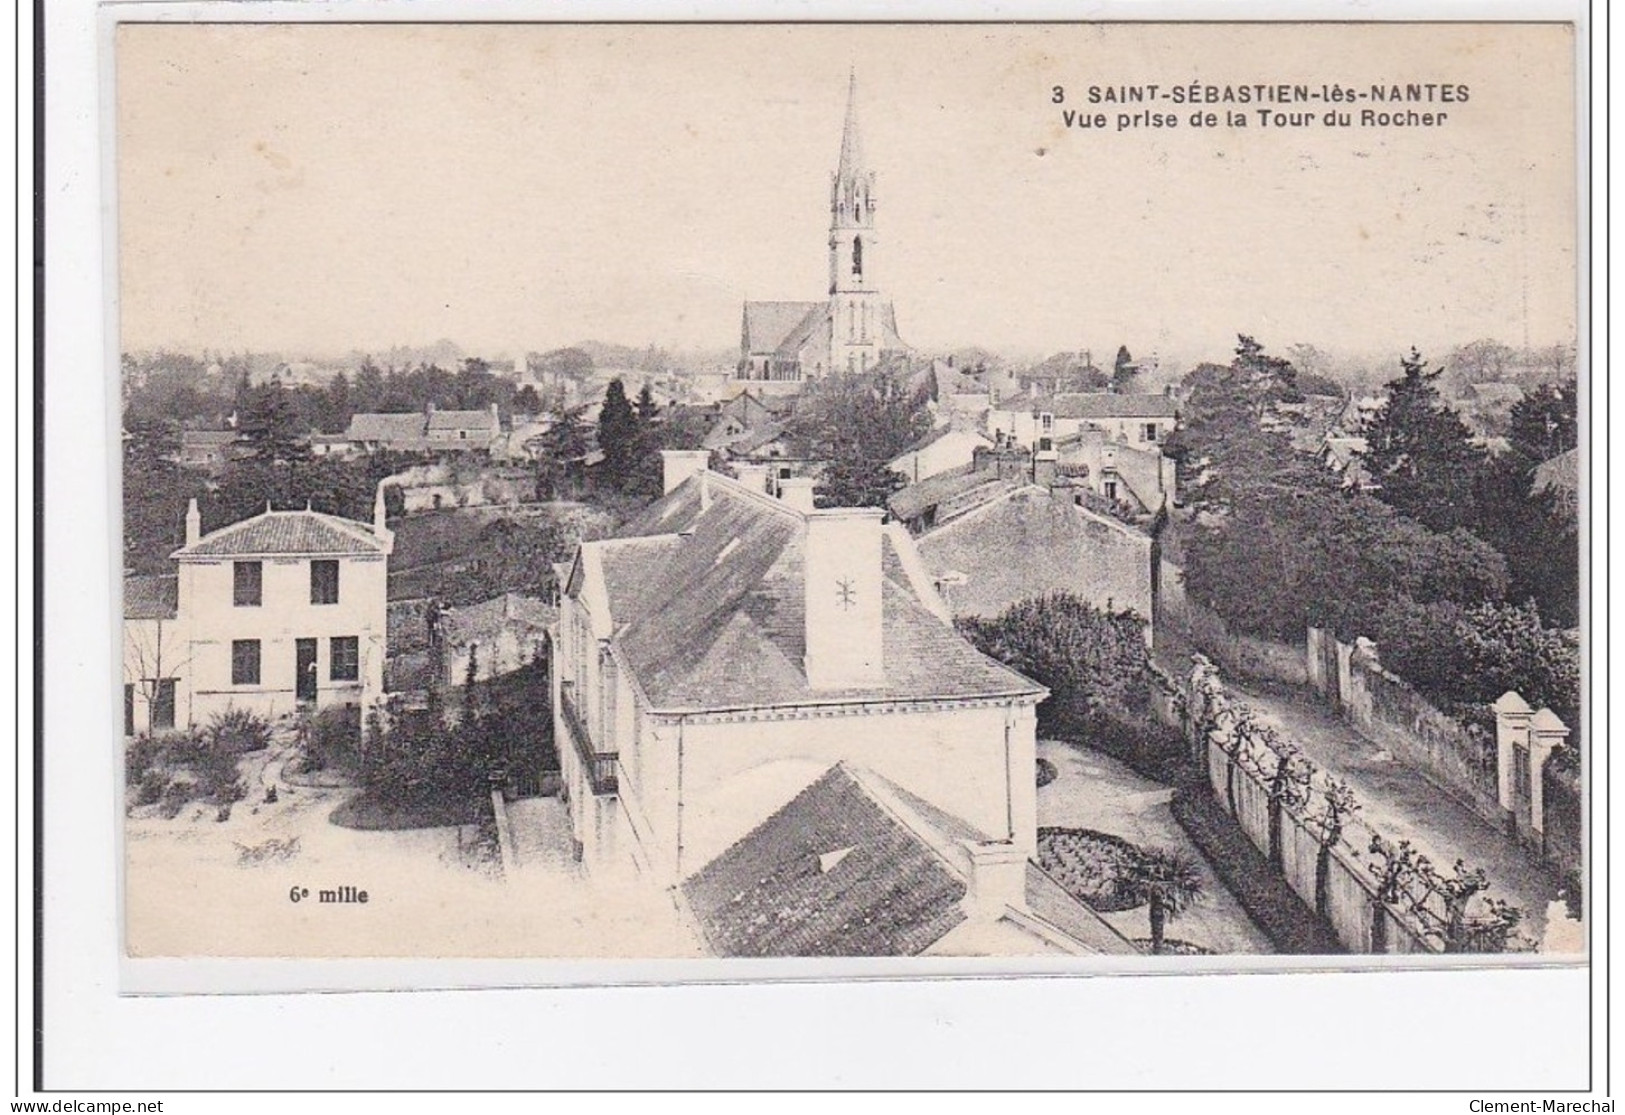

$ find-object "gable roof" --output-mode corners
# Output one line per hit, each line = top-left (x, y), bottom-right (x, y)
(179, 429), (238, 449)
(427, 408), (499, 433)
(742, 301), (824, 356)
(1039, 393), (1179, 420)
(681, 764), (969, 957)
(886, 463), (1021, 524)
(172, 509), (390, 559)
(124, 574), (178, 620)
(914, 486), (1151, 620)
(584, 472), (1044, 713)
(346, 412), (427, 442)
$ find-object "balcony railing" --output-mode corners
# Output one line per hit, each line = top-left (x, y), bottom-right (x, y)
(558, 680), (619, 796)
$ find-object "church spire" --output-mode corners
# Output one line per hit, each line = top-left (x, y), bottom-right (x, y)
(836, 68), (866, 186)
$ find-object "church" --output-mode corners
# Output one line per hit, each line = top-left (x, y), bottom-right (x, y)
(737, 73), (911, 391)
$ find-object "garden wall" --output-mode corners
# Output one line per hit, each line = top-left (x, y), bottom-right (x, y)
(1156, 559), (1308, 685)
(1306, 627), (1502, 831)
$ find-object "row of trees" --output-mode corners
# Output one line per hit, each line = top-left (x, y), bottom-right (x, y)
(1172, 336), (1579, 738)
(123, 351), (575, 438)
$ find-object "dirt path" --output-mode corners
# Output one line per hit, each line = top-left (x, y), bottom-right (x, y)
(1224, 678), (1575, 952)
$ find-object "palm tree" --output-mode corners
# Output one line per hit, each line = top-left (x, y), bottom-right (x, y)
(1120, 847), (1207, 954)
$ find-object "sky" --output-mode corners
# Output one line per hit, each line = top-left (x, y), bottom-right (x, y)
(116, 22), (1578, 369)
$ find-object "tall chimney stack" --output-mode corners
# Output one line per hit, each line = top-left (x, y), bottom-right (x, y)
(778, 476), (817, 512)
(734, 463), (771, 494)
(184, 497), (202, 547)
(803, 508), (886, 689)
(661, 449), (711, 497)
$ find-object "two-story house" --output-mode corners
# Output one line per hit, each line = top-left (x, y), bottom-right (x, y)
(545, 451), (1136, 956)
(128, 495), (393, 730)
(989, 392), (1179, 453)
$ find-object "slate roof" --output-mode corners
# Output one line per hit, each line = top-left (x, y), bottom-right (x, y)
(1041, 393), (1179, 420)
(179, 430), (238, 449)
(681, 764), (969, 957)
(742, 301), (824, 356)
(173, 509), (389, 559)
(886, 464), (1019, 524)
(588, 473), (1044, 713)
(427, 408), (499, 433)
(124, 574), (178, 620)
(346, 412), (428, 442)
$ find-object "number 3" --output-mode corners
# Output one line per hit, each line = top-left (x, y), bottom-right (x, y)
(1052, 85), (1065, 104)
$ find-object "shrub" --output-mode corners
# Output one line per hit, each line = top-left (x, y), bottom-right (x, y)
(958, 592), (1150, 740)
(207, 708), (274, 755)
(125, 733), (165, 786)
(1035, 757), (1058, 789)
(135, 769), (168, 806)
(304, 705), (362, 774)
(159, 782), (192, 820)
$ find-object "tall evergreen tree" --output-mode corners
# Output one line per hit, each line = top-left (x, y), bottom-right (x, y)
(1359, 348), (1488, 535)
(635, 382), (660, 424)
(597, 378), (642, 492)
(236, 382), (309, 465)
(1111, 345), (1137, 393)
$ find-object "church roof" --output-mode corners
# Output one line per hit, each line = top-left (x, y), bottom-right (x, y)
(742, 301), (824, 356)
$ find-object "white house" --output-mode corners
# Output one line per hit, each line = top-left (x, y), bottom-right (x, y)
(887, 426), (994, 485)
(989, 392), (1179, 453)
(543, 450), (1135, 956)
(124, 496), (394, 732)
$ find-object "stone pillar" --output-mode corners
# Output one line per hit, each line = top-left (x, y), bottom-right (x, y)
(1529, 708), (1570, 845)
(1492, 691), (1534, 839)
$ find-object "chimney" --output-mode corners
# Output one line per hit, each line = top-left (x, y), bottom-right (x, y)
(803, 508), (885, 689)
(734, 463), (771, 494)
(184, 497), (201, 547)
(661, 449), (711, 497)
(778, 476), (817, 512)
(962, 841), (1028, 921)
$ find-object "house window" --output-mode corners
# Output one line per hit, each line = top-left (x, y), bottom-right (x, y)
(1103, 480), (1118, 501)
(310, 560), (340, 605)
(459, 430), (467, 440)
(231, 640), (261, 686)
(1040, 413), (1054, 433)
(124, 684), (134, 737)
(330, 636), (360, 682)
(1038, 437), (1053, 453)
(1143, 422), (1158, 443)
(151, 678), (177, 730)
(233, 561), (262, 607)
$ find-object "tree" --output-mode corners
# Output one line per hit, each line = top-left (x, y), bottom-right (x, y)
(635, 382), (660, 424)
(1110, 345), (1137, 393)
(236, 382), (309, 465)
(957, 593), (1150, 740)
(596, 379), (641, 491)
(514, 384), (541, 415)
(531, 404), (595, 499)
(1162, 337), (1323, 513)
(1119, 846), (1206, 954)
(1359, 348), (1488, 534)
(1506, 378), (1578, 467)
(786, 371), (932, 509)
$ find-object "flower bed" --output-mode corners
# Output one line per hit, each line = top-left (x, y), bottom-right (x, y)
(1036, 826), (1148, 913)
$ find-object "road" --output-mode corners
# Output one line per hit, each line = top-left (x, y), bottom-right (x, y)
(1222, 677), (1579, 953)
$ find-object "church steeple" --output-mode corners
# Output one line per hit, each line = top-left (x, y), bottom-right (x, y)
(831, 70), (875, 234)
(828, 70), (883, 373)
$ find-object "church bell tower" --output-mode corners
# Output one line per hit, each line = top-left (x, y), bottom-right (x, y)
(829, 71), (882, 375)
